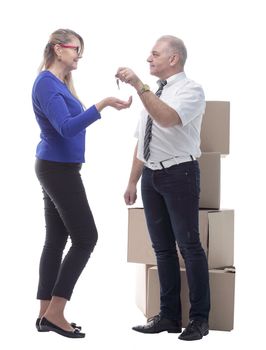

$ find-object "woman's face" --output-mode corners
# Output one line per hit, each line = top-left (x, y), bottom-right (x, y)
(57, 36), (82, 72)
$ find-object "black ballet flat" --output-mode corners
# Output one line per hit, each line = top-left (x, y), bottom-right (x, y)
(39, 317), (85, 338)
(36, 318), (48, 332)
(36, 318), (82, 332)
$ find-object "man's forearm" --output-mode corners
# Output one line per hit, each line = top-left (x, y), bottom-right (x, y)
(128, 144), (144, 186)
(116, 66), (181, 128)
(138, 89), (181, 128)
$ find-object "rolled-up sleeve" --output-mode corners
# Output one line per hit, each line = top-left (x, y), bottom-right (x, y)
(168, 83), (206, 127)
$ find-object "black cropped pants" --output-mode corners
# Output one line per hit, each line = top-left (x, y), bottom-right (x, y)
(35, 159), (98, 300)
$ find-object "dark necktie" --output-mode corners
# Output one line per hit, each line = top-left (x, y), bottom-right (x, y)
(143, 80), (167, 161)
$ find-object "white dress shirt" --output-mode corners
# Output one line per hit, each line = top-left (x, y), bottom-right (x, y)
(135, 72), (206, 163)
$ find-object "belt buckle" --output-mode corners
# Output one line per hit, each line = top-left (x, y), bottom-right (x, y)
(158, 155), (194, 170)
(149, 161), (162, 170)
(150, 162), (155, 170)
(160, 157), (176, 169)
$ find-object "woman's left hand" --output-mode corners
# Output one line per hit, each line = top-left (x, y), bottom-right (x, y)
(108, 96), (133, 110)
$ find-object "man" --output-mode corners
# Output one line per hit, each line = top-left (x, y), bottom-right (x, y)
(116, 35), (210, 341)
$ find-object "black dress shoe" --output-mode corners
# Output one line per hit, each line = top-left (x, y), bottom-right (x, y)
(132, 314), (182, 334)
(178, 319), (209, 341)
(39, 317), (85, 338)
(36, 318), (81, 332)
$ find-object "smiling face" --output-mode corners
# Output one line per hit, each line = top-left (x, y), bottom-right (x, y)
(54, 35), (82, 72)
(147, 39), (181, 79)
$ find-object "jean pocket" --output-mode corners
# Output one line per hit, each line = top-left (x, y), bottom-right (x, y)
(162, 165), (200, 199)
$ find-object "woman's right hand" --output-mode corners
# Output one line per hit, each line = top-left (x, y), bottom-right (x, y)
(95, 96), (132, 112)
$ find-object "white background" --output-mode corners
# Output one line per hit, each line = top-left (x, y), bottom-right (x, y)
(0, 0), (265, 348)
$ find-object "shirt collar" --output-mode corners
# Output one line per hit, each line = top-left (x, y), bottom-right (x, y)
(158, 71), (186, 88)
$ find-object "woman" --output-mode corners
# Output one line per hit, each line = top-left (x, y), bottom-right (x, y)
(32, 29), (132, 339)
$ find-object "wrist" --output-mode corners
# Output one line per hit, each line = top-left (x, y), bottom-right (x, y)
(137, 83), (150, 95)
(95, 98), (109, 112)
(133, 79), (143, 92)
(128, 177), (139, 188)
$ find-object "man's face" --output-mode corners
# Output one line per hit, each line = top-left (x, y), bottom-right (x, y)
(147, 40), (174, 79)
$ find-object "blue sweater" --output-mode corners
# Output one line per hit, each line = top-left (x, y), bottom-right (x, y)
(32, 70), (101, 163)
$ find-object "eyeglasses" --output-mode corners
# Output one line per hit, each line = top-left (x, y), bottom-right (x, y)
(59, 44), (81, 56)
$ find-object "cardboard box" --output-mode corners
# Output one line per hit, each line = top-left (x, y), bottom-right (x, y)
(136, 265), (235, 331)
(200, 101), (230, 155)
(135, 264), (153, 315)
(198, 152), (220, 209)
(128, 208), (234, 269)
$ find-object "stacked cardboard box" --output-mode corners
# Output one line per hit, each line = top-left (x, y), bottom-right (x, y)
(127, 101), (235, 331)
(136, 265), (235, 331)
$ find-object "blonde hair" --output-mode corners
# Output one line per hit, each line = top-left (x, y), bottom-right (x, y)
(39, 29), (84, 102)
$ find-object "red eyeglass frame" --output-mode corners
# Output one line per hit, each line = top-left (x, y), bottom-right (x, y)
(59, 44), (81, 55)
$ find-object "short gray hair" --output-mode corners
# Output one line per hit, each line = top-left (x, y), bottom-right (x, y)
(158, 35), (187, 68)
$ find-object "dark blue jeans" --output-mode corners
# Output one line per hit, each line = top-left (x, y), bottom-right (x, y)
(141, 160), (210, 322)
(35, 159), (98, 300)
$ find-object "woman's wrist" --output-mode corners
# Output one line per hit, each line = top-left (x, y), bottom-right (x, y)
(95, 98), (109, 112)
